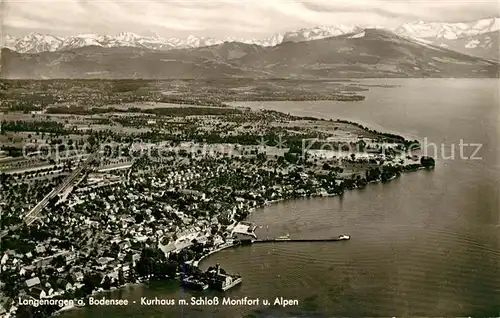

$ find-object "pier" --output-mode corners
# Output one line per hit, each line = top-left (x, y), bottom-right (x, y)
(252, 237), (348, 243)
(194, 235), (350, 273)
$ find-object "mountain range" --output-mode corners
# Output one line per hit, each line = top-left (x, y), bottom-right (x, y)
(3, 17), (499, 60)
(2, 28), (498, 79)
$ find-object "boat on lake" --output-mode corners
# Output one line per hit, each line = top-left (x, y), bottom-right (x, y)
(275, 233), (291, 241)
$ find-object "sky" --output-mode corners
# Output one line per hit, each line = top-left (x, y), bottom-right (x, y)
(2, 0), (499, 38)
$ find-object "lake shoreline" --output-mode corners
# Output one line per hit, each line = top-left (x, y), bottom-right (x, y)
(195, 164), (430, 266)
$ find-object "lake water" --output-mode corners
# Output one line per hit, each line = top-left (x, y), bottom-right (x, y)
(61, 79), (500, 317)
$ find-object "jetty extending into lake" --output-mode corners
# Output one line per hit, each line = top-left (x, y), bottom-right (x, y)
(252, 237), (349, 243)
(234, 233), (351, 245)
(195, 234), (350, 267)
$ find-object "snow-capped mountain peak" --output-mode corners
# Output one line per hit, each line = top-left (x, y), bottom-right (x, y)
(280, 24), (362, 43)
(348, 31), (366, 39)
(394, 17), (500, 40)
(5, 32), (64, 53)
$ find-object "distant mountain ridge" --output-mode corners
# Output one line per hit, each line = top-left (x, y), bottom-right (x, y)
(395, 18), (500, 60)
(394, 18), (500, 40)
(3, 32), (282, 54)
(2, 28), (498, 79)
(3, 17), (499, 60)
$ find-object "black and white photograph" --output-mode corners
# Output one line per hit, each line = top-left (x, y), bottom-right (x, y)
(0, 0), (499, 317)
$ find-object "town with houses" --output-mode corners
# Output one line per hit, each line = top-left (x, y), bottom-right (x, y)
(0, 80), (435, 317)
